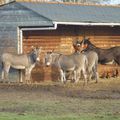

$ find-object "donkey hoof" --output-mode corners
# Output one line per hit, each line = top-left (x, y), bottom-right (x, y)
(83, 82), (87, 86)
(63, 81), (67, 84)
(95, 81), (98, 84)
(71, 79), (75, 83)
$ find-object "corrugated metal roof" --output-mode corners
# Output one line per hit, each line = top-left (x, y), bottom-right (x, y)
(18, 2), (120, 23)
(0, 2), (53, 27)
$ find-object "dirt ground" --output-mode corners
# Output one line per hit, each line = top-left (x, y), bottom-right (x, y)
(0, 77), (120, 117)
(0, 77), (120, 100)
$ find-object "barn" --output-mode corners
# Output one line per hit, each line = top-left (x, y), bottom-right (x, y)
(0, 0), (120, 82)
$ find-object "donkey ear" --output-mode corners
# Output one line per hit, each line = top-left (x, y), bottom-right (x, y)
(73, 39), (80, 45)
(31, 46), (36, 51)
(49, 49), (54, 54)
(72, 39), (76, 45)
(38, 47), (42, 51)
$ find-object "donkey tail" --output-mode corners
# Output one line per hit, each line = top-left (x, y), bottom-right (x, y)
(1, 62), (3, 69)
(1, 62), (4, 80)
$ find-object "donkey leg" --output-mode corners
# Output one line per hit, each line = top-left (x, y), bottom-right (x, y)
(71, 70), (76, 83)
(4, 65), (10, 83)
(1, 62), (4, 82)
(82, 68), (88, 86)
(63, 72), (67, 84)
(95, 72), (99, 83)
(27, 69), (32, 84)
(25, 68), (33, 84)
(1, 70), (5, 83)
(87, 67), (92, 83)
(25, 69), (29, 84)
(28, 72), (32, 84)
(26, 73), (31, 84)
(75, 70), (80, 83)
(28, 65), (35, 84)
(94, 71), (99, 83)
(1, 70), (4, 80)
(88, 71), (92, 83)
(60, 69), (64, 83)
(92, 66), (99, 83)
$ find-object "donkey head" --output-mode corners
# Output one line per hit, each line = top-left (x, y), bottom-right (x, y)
(81, 38), (91, 46)
(73, 39), (85, 53)
(80, 38), (91, 51)
(44, 51), (53, 67)
(44, 50), (60, 67)
(31, 46), (42, 62)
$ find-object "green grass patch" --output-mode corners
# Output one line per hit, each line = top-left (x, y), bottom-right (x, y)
(0, 112), (120, 120)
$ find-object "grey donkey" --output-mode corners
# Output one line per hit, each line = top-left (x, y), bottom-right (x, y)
(1, 47), (42, 83)
(74, 41), (99, 83)
(44, 52), (88, 85)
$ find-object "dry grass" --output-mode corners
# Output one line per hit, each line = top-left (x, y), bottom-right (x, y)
(0, 77), (119, 120)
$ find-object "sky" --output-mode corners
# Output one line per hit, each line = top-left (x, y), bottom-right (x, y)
(108, 0), (120, 4)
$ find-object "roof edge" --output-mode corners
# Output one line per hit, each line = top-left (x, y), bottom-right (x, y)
(54, 21), (120, 26)
(19, 22), (120, 31)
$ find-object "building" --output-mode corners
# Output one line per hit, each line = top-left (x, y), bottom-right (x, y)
(0, 0), (120, 82)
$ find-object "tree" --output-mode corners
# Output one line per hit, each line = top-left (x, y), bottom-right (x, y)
(78, 0), (109, 4)
(54, 0), (111, 4)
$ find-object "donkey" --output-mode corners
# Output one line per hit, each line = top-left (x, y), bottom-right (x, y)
(73, 41), (99, 83)
(80, 38), (120, 65)
(1, 47), (42, 83)
(83, 51), (99, 83)
(44, 52), (88, 85)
